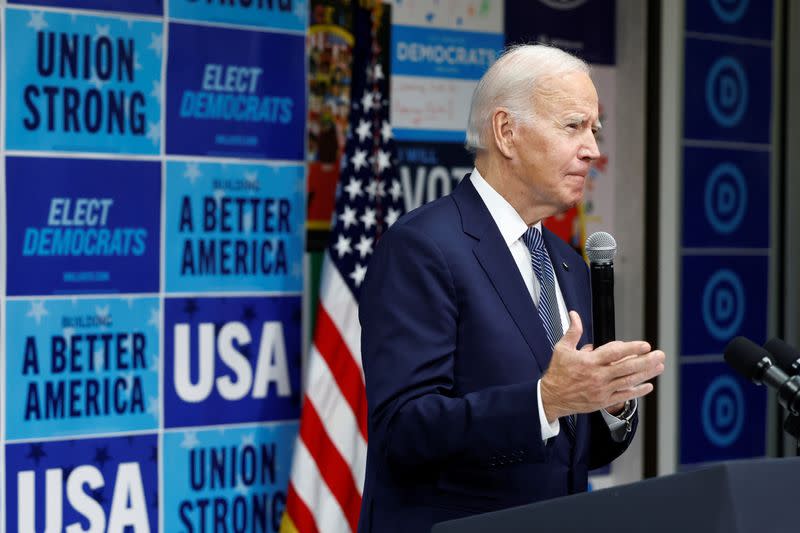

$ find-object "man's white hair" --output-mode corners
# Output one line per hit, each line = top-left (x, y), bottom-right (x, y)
(465, 44), (590, 154)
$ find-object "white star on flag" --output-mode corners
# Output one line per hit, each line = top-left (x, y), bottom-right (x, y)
(184, 162), (201, 184)
(361, 91), (375, 112)
(340, 205), (358, 228)
(27, 12), (48, 32)
(27, 301), (48, 325)
(381, 120), (393, 142)
(389, 180), (403, 201)
(334, 235), (352, 258)
(351, 148), (368, 171)
(360, 207), (377, 230)
(355, 119), (371, 142)
(373, 63), (385, 81)
(344, 177), (363, 200)
(354, 236), (374, 258)
(365, 180), (378, 200)
(350, 263), (368, 287)
(386, 207), (402, 227)
(377, 150), (392, 173)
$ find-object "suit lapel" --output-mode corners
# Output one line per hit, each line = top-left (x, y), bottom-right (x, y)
(452, 177), (554, 373)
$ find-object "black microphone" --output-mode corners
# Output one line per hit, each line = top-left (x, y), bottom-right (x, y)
(585, 232), (616, 347)
(724, 336), (800, 415)
(764, 337), (800, 375)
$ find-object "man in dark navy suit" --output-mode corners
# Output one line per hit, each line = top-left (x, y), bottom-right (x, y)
(358, 44), (665, 533)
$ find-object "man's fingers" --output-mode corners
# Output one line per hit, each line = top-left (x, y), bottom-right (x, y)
(595, 340), (652, 365)
(608, 382), (654, 406)
(608, 354), (665, 391)
(606, 350), (665, 380)
(579, 343), (594, 352)
(559, 310), (583, 350)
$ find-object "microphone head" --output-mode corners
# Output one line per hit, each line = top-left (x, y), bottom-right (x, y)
(764, 338), (800, 373)
(585, 231), (617, 265)
(724, 336), (772, 380)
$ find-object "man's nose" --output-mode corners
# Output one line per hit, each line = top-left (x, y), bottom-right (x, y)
(579, 133), (601, 161)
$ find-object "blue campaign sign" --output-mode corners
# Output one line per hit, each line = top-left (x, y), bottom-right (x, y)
(684, 38), (771, 144)
(680, 362), (765, 465)
(170, 0), (307, 32)
(6, 157), (161, 296)
(166, 23), (305, 160)
(397, 141), (471, 212)
(682, 147), (769, 248)
(5, 434), (158, 532)
(681, 255), (768, 356)
(391, 25), (504, 80)
(163, 296), (302, 428)
(686, 0), (773, 41)
(163, 423), (296, 533)
(165, 160), (305, 293)
(8, 0), (163, 16)
(5, 8), (163, 154)
(5, 297), (160, 440)
(505, 0), (616, 65)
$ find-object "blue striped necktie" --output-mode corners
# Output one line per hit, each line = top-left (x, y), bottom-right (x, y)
(523, 226), (576, 441)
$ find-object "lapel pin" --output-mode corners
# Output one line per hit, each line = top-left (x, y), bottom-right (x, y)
(562, 262), (569, 271)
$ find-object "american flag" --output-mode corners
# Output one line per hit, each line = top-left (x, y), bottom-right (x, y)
(282, 5), (402, 533)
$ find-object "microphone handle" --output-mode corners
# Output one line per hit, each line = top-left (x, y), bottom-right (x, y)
(591, 262), (615, 347)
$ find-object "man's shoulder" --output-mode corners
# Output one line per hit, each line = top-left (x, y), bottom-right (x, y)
(392, 193), (460, 234)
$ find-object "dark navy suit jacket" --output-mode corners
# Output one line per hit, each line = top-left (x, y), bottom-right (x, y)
(358, 177), (637, 533)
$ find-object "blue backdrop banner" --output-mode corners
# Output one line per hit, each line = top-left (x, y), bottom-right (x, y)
(8, 0), (163, 16)
(169, 0), (307, 32)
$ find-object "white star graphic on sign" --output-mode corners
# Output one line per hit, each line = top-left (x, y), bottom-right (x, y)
(95, 24), (110, 40)
(373, 63), (385, 81)
(88, 71), (106, 90)
(95, 306), (110, 327)
(180, 431), (200, 449)
(365, 180), (378, 200)
(149, 354), (159, 373)
(148, 33), (163, 57)
(122, 372), (135, 389)
(361, 91), (375, 112)
(360, 207), (377, 230)
(93, 348), (105, 374)
(62, 327), (76, 343)
(124, 296), (135, 308)
(350, 263), (368, 287)
(27, 12), (48, 32)
(126, 19), (135, 30)
(146, 396), (160, 420)
(377, 150), (391, 173)
(340, 205), (357, 228)
(146, 121), (161, 146)
(242, 211), (253, 232)
(241, 433), (256, 447)
(150, 80), (162, 105)
(27, 301), (48, 325)
(381, 120), (393, 142)
(386, 207), (401, 227)
(147, 307), (160, 328)
(344, 177), (363, 200)
(389, 180), (402, 201)
(184, 162), (201, 184)
(134, 52), (143, 71)
(355, 236), (374, 258)
(355, 119), (371, 142)
(244, 170), (258, 184)
(235, 479), (250, 496)
(214, 189), (226, 202)
(351, 148), (368, 171)
(334, 235), (352, 258)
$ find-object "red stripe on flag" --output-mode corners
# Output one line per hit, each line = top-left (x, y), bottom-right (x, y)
(300, 399), (363, 532)
(285, 483), (320, 533)
(314, 302), (368, 439)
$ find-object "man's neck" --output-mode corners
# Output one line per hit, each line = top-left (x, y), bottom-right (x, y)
(474, 154), (550, 226)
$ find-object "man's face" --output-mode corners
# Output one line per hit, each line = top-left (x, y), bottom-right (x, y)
(511, 71), (601, 216)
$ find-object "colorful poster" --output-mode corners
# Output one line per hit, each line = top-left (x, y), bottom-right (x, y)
(8, 0), (164, 16)
(5, 434), (159, 532)
(163, 296), (302, 428)
(163, 423), (296, 533)
(6, 157), (161, 296)
(170, 0), (307, 32)
(5, 8), (163, 153)
(5, 297), (160, 440)
(166, 22), (306, 160)
(165, 160), (305, 293)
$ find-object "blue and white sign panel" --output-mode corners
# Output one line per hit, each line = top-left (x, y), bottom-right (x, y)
(8, 0), (163, 16)
(683, 38), (772, 144)
(680, 362), (766, 465)
(397, 141), (471, 212)
(685, 0), (772, 41)
(682, 147), (769, 248)
(165, 160), (305, 293)
(163, 423), (296, 533)
(169, 0), (307, 32)
(166, 22), (305, 160)
(681, 255), (768, 356)
(5, 8), (163, 154)
(6, 157), (161, 296)
(5, 297), (160, 440)
(163, 296), (302, 429)
(5, 434), (159, 533)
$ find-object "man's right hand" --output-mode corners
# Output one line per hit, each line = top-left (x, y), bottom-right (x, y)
(539, 310), (665, 423)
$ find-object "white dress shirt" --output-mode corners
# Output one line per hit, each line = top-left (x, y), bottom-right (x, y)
(469, 168), (634, 441)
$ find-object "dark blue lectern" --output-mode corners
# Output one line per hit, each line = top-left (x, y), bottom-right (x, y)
(432, 457), (800, 533)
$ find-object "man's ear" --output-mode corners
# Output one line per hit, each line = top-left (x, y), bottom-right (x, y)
(490, 108), (515, 159)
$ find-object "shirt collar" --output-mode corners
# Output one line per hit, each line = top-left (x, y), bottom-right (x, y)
(469, 167), (541, 246)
